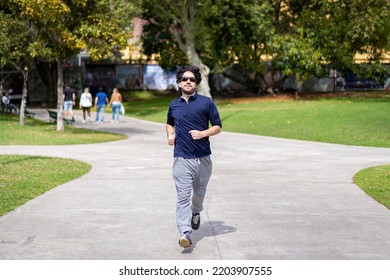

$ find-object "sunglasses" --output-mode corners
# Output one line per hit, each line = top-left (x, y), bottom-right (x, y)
(181, 76), (197, 83)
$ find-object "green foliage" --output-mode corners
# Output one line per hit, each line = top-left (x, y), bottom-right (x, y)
(271, 34), (323, 78)
(2, 0), (141, 130)
(202, 1), (276, 72)
(4, 0), (139, 61)
(141, 0), (211, 67)
(142, 23), (188, 68)
(354, 63), (390, 83)
(140, 0), (390, 94)
(0, 10), (31, 68)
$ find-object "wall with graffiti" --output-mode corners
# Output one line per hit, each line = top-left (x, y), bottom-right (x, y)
(83, 63), (177, 95)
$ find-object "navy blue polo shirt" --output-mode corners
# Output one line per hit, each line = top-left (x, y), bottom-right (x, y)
(167, 93), (222, 158)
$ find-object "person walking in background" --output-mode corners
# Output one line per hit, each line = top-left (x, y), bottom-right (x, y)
(63, 84), (75, 121)
(166, 65), (222, 248)
(79, 87), (93, 123)
(108, 88), (122, 123)
(94, 87), (109, 123)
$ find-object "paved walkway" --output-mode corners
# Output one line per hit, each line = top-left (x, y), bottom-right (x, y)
(1, 109), (390, 260)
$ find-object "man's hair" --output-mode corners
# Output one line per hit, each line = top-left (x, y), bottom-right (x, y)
(176, 65), (202, 85)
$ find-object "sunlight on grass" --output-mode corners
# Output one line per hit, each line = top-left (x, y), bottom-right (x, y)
(123, 92), (390, 148)
(353, 165), (390, 210)
(0, 113), (127, 145)
(0, 155), (91, 216)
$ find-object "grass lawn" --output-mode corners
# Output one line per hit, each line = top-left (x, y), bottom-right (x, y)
(0, 113), (127, 145)
(123, 90), (390, 148)
(353, 165), (390, 209)
(217, 96), (390, 148)
(1, 90), (390, 214)
(0, 154), (91, 216)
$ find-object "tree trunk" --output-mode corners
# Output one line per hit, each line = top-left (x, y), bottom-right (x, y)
(19, 68), (28, 126)
(56, 58), (65, 131)
(35, 61), (57, 105)
(170, 11), (212, 99)
(184, 42), (211, 98)
(196, 62), (211, 98)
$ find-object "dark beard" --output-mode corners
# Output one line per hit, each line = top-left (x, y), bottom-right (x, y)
(180, 88), (196, 95)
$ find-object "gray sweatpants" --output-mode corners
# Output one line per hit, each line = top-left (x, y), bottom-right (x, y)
(173, 156), (212, 235)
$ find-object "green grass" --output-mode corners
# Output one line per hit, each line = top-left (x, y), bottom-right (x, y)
(123, 91), (390, 148)
(122, 90), (174, 122)
(353, 165), (390, 209)
(0, 155), (91, 216)
(217, 97), (390, 148)
(0, 113), (127, 145)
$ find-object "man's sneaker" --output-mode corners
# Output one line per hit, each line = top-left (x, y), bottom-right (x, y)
(191, 213), (200, 230)
(179, 233), (192, 248)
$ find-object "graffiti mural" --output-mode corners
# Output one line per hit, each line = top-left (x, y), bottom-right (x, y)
(84, 64), (116, 95)
(115, 65), (142, 89)
(143, 65), (177, 91)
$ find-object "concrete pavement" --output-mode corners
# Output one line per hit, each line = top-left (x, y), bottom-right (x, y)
(1, 109), (390, 259)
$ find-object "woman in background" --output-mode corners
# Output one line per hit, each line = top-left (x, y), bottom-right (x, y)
(79, 87), (93, 123)
(108, 88), (122, 123)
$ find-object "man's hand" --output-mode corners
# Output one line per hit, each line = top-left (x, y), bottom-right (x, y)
(168, 134), (175, 145)
(189, 130), (205, 140)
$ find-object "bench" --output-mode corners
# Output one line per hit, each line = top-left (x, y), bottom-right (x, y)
(25, 109), (35, 118)
(47, 109), (57, 123)
(47, 109), (75, 124)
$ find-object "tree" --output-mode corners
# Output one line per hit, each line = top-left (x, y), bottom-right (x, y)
(141, 0), (390, 96)
(140, 0), (323, 95)
(6, 0), (139, 131)
(141, 0), (216, 97)
(295, 0), (390, 80)
(0, 10), (35, 126)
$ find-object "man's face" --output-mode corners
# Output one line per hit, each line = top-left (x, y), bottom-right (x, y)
(179, 71), (197, 95)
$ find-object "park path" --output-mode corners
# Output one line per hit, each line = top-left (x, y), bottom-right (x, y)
(1, 109), (390, 259)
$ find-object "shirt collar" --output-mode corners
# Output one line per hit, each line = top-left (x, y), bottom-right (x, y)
(180, 93), (198, 102)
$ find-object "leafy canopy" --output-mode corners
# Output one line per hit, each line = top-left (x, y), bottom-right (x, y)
(141, 0), (390, 93)
(7, 0), (139, 61)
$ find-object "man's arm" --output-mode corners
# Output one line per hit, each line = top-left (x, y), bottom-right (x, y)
(166, 124), (175, 145)
(189, 125), (222, 140)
